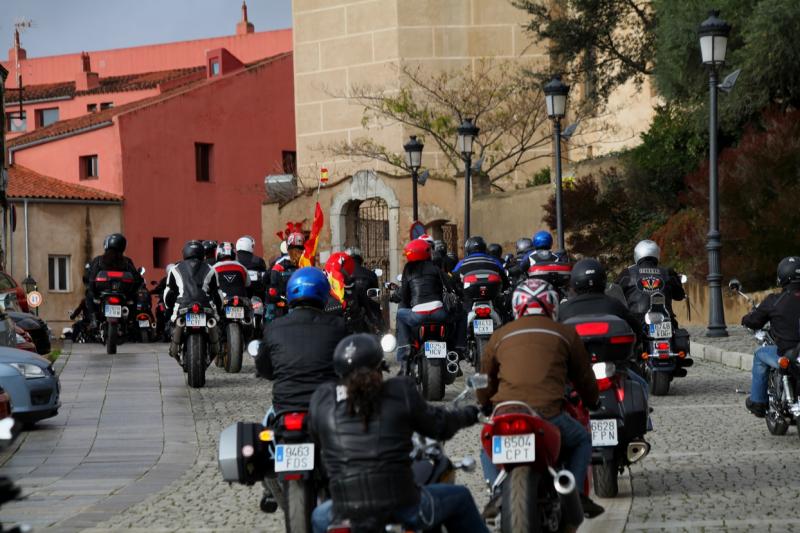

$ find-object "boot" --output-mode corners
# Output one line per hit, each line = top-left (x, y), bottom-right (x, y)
(208, 323), (223, 357)
(169, 324), (183, 361)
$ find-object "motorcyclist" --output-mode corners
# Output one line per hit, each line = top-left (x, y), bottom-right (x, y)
(308, 333), (487, 533)
(235, 235), (268, 273)
(533, 230), (553, 250)
(742, 256), (800, 417)
(616, 240), (685, 325)
(202, 240), (217, 265)
(395, 239), (462, 371)
(432, 240), (458, 273)
(151, 263), (174, 342)
(487, 243), (503, 261)
(346, 246), (385, 331)
(211, 241), (250, 302)
(453, 236), (509, 324)
(164, 240), (223, 359)
(323, 252), (378, 334)
(477, 278), (604, 518)
(514, 237), (533, 263)
(268, 232), (304, 314)
(85, 233), (144, 328)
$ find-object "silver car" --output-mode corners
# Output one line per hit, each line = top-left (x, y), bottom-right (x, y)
(0, 347), (60, 425)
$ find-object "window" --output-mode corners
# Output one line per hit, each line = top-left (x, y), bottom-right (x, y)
(195, 143), (213, 182)
(0, 274), (16, 291)
(87, 103), (97, 113)
(152, 237), (169, 269)
(48, 255), (70, 292)
(282, 151), (297, 176)
(5, 111), (26, 132)
(80, 155), (99, 180)
(210, 60), (220, 76)
(34, 107), (59, 128)
(100, 102), (113, 110)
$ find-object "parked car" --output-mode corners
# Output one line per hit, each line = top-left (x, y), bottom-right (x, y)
(0, 272), (29, 314)
(0, 386), (12, 420)
(0, 294), (50, 355)
(0, 347), (60, 425)
(14, 326), (36, 353)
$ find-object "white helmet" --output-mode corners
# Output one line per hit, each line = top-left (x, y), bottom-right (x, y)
(280, 241), (288, 255)
(634, 240), (660, 264)
(236, 236), (254, 253)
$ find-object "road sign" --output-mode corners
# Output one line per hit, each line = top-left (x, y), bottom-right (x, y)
(26, 291), (43, 308)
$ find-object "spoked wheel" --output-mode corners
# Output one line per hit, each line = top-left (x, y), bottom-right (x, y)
(766, 370), (789, 436)
(501, 466), (541, 533)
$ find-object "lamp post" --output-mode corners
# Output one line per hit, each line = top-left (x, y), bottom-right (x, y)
(699, 9), (731, 337)
(457, 118), (479, 239)
(403, 135), (424, 222)
(544, 76), (570, 252)
(21, 275), (36, 294)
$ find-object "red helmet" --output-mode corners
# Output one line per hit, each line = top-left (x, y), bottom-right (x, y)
(512, 279), (560, 320)
(324, 252), (355, 278)
(286, 232), (305, 249)
(404, 239), (431, 262)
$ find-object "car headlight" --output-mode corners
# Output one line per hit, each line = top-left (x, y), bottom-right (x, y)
(15, 334), (27, 344)
(9, 363), (45, 379)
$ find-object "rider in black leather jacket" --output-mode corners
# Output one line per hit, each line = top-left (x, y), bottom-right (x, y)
(86, 233), (143, 327)
(308, 333), (485, 533)
(615, 240), (685, 323)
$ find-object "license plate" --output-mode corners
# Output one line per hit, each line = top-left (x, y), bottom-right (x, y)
(274, 443), (315, 472)
(104, 304), (122, 318)
(474, 319), (494, 335)
(186, 313), (206, 327)
(249, 271), (259, 281)
(591, 419), (619, 446)
(424, 341), (447, 359)
(492, 434), (535, 464)
(138, 320), (150, 328)
(225, 306), (245, 319)
(649, 322), (672, 339)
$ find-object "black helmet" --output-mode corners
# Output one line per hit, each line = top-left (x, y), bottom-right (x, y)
(433, 240), (447, 255)
(333, 333), (383, 378)
(202, 240), (217, 259)
(777, 256), (800, 287)
(516, 237), (533, 254)
(487, 243), (502, 259)
(464, 236), (487, 256)
(103, 233), (127, 253)
(571, 258), (607, 293)
(182, 240), (205, 261)
(345, 246), (363, 262)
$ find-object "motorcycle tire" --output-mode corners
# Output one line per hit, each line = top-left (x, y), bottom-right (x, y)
(501, 466), (541, 533)
(225, 322), (243, 374)
(766, 370), (789, 436)
(592, 459), (619, 498)
(106, 323), (118, 355)
(475, 336), (489, 368)
(650, 371), (670, 396)
(284, 479), (313, 533)
(421, 357), (445, 402)
(185, 334), (206, 389)
(139, 329), (150, 344)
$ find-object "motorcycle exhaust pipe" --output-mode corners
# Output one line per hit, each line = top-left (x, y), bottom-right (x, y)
(550, 468), (583, 528)
(177, 316), (186, 328)
(242, 317), (253, 326)
(445, 352), (460, 375)
(207, 317), (217, 329)
(627, 440), (651, 463)
(122, 307), (130, 317)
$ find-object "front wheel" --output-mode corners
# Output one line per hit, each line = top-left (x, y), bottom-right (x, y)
(185, 333), (206, 388)
(650, 370), (671, 396)
(225, 322), (243, 374)
(421, 357), (445, 401)
(592, 458), (619, 498)
(106, 322), (118, 355)
(501, 466), (541, 533)
(284, 479), (313, 533)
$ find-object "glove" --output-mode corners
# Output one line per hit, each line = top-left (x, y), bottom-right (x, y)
(457, 405), (480, 426)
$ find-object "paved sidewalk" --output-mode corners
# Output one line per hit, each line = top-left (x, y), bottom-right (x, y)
(0, 343), (197, 532)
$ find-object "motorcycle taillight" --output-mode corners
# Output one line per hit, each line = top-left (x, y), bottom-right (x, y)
(191, 303), (200, 314)
(494, 414), (537, 435)
(575, 322), (610, 336)
(597, 377), (614, 391)
(233, 296), (239, 306)
(108, 296), (121, 304)
(327, 527), (352, 533)
(475, 306), (492, 318)
(656, 342), (670, 351)
(283, 412), (306, 431)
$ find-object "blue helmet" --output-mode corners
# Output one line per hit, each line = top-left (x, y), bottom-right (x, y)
(286, 267), (330, 307)
(532, 230), (553, 250)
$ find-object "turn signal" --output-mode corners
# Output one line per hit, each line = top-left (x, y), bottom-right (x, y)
(258, 430), (273, 442)
(678, 351), (686, 359)
(641, 352), (649, 360)
(779, 357), (791, 369)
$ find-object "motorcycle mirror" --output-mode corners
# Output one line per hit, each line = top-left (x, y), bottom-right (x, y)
(84, 263), (91, 271)
(396, 274), (403, 282)
(380, 334), (397, 353)
(680, 274), (688, 284)
(366, 288), (381, 300)
(467, 373), (489, 390)
(139, 267), (146, 276)
(247, 340), (261, 358)
(728, 278), (741, 292)
(457, 456), (477, 473)
(374, 268), (383, 278)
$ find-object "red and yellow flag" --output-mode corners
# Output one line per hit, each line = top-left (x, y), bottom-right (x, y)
(299, 202), (324, 267)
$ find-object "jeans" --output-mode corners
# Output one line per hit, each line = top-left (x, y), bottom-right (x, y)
(396, 307), (452, 362)
(751, 345), (779, 403)
(311, 484), (489, 533)
(480, 412), (592, 495)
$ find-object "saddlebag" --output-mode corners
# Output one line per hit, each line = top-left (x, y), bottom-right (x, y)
(673, 328), (690, 354)
(620, 378), (648, 439)
(218, 422), (268, 485)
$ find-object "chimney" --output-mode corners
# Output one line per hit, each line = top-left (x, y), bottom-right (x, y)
(7, 29), (27, 64)
(236, 1), (255, 35)
(75, 51), (100, 91)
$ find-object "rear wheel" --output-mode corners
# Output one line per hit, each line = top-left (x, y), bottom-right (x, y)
(421, 357), (445, 401)
(106, 322), (118, 355)
(650, 371), (670, 396)
(185, 333), (206, 388)
(766, 370), (789, 435)
(501, 466), (541, 533)
(592, 458), (619, 498)
(284, 479), (313, 533)
(139, 328), (150, 344)
(475, 336), (489, 368)
(225, 322), (243, 374)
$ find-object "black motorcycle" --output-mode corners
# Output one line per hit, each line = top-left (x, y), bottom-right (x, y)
(133, 283), (156, 343)
(462, 270), (504, 369)
(174, 302), (217, 388)
(92, 270), (137, 354)
(564, 314), (651, 497)
(219, 295), (250, 374)
(638, 292), (693, 395)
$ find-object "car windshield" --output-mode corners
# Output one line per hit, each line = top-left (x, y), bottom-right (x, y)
(0, 294), (21, 313)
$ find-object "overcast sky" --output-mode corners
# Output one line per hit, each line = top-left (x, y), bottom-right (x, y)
(0, 0), (292, 58)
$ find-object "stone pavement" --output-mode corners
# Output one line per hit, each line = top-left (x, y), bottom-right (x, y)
(0, 342), (197, 532)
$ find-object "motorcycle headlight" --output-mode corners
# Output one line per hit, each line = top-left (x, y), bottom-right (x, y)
(9, 362), (45, 379)
(15, 334), (26, 345)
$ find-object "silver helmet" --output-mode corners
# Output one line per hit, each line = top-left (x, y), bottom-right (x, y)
(345, 246), (363, 260)
(634, 240), (660, 264)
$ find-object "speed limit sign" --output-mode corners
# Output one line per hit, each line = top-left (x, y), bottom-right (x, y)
(26, 291), (43, 309)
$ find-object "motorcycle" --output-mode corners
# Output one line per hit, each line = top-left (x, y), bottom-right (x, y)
(638, 292), (693, 395)
(0, 413), (28, 533)
(93, 269), (137, 354)
(730, 278), (800, 436)
(564, 314), (651, 497)
(133, 283), (156, 343)
(463, 270), (504, 369)
(174, 302), (217, 388)
(219, 295), (251, 374)
(526, 255), (572, 299)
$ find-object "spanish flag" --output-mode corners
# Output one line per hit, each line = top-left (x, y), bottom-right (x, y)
(299, 202), (324, 267)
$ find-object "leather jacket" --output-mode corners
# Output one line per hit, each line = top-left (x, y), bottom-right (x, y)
(742, 283), (800, 355)
(163, 259), (221, 320)
(236, 250), (268, 273)
(308, 377), (475, 520)
(399, 260), (444, 308)
(256, 307), (348, 413)
(615, 259), (685, 319)
(269, 256), (298, 303)
(87, 253), (143, 297)
(212, 260), (250, 300)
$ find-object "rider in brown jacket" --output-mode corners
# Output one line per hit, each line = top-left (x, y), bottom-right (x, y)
(476, 279), (603, 518)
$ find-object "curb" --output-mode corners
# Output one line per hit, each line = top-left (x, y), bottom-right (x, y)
(582, 471), (632, 533)
(690, 340), (753, 372)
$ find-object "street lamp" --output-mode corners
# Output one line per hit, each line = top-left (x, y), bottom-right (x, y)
(21, 275), (37, 294)
(699, 9), (731, 338)
(457, 118), (479, 239)
(544, 75), (570, 252)
(403, 135), (424, 222)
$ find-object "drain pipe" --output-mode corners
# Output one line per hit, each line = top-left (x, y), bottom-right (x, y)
(24, 199), (29, 278)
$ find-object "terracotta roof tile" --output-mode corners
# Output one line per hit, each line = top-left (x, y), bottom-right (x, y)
(7, 165), (122, 202)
